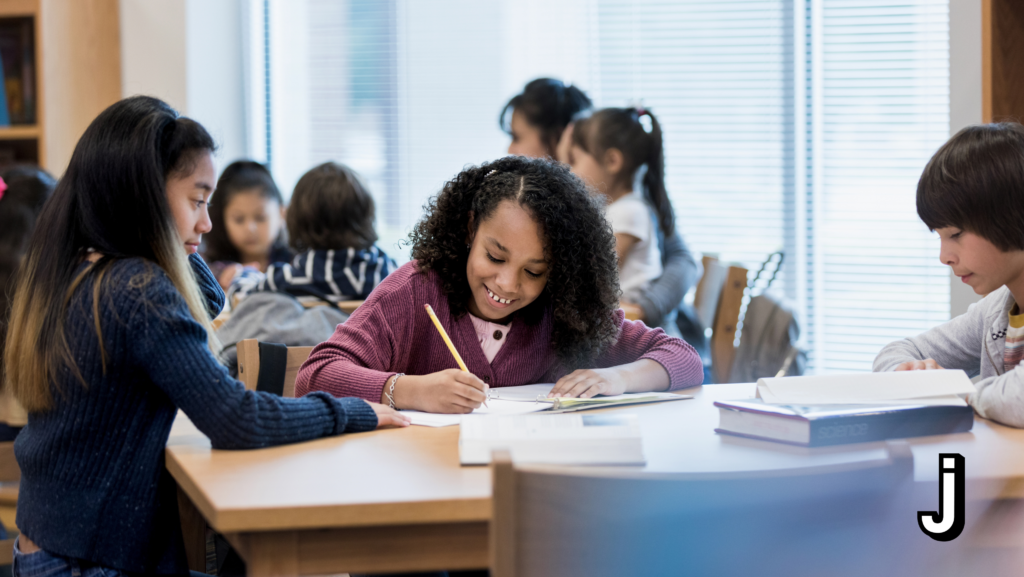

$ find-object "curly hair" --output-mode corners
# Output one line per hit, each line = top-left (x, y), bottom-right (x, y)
(409, 156), (621, 369)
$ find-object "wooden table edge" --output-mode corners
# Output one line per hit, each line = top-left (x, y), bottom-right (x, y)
(167, 445), (491, 532)
(208, 497), (491, 533)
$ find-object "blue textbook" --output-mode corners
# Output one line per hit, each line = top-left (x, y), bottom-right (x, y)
(715, 398), (974, 447)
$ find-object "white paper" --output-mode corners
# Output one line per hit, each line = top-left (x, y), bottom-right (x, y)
(488, 383), (556, 401)
(402, 396), (552, 427)
(756, 370), (976, 405)
(402, 383), (688, 426)
(400, 411), (463, 427)
(459, 413), (645, 465)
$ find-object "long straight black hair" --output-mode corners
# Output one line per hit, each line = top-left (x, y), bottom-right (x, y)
(4, 95), (217, 412)
(572, 107), (675, 237)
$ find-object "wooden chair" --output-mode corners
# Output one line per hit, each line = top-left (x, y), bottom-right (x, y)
(236, 339), (314, 398)
(301, 299), (365, 315)
(491, 442), (915, 577)
(693, 256), (747, 383)
(186, 341), (318, 572)
(0, 441), (21, 565)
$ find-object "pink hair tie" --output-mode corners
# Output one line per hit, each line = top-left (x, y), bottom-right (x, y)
(0, 177), (7, 202)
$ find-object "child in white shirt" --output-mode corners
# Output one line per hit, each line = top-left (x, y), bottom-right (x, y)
(567, 107), (672, 302)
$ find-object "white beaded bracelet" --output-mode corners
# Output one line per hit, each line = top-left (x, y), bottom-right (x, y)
(385, 373), (405, 409)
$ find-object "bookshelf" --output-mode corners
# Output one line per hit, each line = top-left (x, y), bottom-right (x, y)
(0, 0), (121, 174)
(0, 1), (39, 166)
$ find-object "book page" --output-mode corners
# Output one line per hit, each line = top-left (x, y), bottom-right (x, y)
(403, 384), (690, 426)
(756, 370), (975, 405)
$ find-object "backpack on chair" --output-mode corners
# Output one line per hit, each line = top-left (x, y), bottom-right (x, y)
(729, 252), (806, 383)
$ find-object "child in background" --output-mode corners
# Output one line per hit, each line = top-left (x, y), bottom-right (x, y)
(874, 123), (1024, 428)
(296, 156), (703, 413)
(202, 160), (291, 289)
(501, 80), (698, 331)
(0, 166), (58, 440)
(228, 161), (396, 306)
(3, 96), (407, 575)
(568, 107), (674, 305)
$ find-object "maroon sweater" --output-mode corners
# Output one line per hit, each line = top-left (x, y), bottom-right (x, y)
(296, 261), (703, 401)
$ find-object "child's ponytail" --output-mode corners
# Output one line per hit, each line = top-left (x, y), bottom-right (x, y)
(638, 110), (675, 237)
(572, 107), (676, 237)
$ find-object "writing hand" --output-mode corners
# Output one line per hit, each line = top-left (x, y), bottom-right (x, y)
(392, 369), (489, 414)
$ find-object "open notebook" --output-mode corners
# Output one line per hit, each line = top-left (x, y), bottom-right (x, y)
(402, 383), (691, 427)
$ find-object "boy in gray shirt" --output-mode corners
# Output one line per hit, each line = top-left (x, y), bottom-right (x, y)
(874, 123), (1024, 428)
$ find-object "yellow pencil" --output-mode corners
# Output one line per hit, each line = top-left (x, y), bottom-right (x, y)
(424, 304), (468, 371)
(424, 304), (488, 406)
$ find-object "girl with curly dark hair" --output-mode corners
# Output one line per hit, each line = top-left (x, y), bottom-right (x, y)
(296, 156), (702, 413)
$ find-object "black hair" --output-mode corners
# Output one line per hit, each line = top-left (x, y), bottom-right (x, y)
(572, 107), (675, 237)
(0, 165), (57, 215)
(410, 156), (620, 369)
(288, 162), (378, 251)
(0, 165), (57, 382)
(918, 122), (1024, 251)
(0, 165), (57, 260)
(4, 95), (218, 411)
(204, 160), (288, 263)
(500, 78), (593, 157)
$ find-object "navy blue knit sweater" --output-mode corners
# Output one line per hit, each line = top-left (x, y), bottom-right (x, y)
(14, 254), (377, 574)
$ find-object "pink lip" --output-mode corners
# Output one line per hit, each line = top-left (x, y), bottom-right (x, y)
(185, 243), (200, 254)
(960, 274), (972, 283)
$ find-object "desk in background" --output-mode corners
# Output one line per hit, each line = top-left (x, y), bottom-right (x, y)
(166, 383), (1024, 576)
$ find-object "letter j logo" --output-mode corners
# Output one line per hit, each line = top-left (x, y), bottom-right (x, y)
(918, 453), (965, 541)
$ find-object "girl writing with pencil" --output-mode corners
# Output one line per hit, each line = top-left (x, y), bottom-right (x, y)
(296, 156), (703, 414)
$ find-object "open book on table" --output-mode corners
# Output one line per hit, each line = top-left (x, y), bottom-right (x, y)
(403, 383), (692, 427)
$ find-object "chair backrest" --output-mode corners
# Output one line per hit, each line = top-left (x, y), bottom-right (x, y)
(0, 442), (19, 484)
(301, 299), (364, 315)
(695, 256), (748, 383)
(709, 264), (747, 383)
(0, 441), (20, 564)
(491, 442), (915, 577)
(693, 256), (725, 329)
(236, 339), (314, 398)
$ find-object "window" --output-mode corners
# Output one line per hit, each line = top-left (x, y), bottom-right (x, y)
(255, 0), (950, 373)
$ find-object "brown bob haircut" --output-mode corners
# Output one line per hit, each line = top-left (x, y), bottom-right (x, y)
(918, 122), (1024, 252)
(287, 162), (378, 251)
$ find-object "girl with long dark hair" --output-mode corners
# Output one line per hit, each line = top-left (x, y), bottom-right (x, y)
(3, 96), (407, 575)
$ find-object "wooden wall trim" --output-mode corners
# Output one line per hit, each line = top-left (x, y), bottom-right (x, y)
(40, 0), (121, 175)
(982, 0), (992, 123)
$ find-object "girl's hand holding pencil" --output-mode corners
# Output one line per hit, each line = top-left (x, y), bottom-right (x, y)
(376, 304), (490, 414)
(389, 369), (489, 414)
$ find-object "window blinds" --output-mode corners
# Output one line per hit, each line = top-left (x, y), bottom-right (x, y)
(264, 0), (951, 374)
(807, 0), (950, 372)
